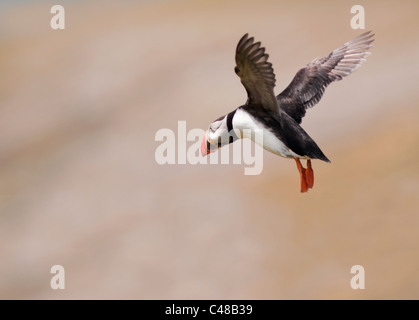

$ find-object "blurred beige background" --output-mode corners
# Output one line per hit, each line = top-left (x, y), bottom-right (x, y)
(0, 0), (418, 299)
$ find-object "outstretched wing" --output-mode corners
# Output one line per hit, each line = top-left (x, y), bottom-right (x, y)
(277, 31), (374, 124)
(235, 34), (278, 112)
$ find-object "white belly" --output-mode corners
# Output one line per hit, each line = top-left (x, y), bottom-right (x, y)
(233, 108), (305, 159)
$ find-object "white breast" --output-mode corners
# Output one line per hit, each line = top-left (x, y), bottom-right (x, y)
(232, 108), (303, 159)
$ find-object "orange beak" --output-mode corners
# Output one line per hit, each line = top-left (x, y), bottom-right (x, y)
(201, 132), (212, 156)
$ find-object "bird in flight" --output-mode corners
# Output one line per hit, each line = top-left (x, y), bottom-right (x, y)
(201, 31), (374, 192)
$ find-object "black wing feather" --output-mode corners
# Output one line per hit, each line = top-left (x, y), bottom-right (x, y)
(235, 34), (278, 112)
(277, 31), (374, 123)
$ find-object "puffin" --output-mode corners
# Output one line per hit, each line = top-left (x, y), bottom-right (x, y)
(201, 31), (374, 192)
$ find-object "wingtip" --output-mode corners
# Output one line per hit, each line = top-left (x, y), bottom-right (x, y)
(237, 33), (254, 52)
(357, 30), (375, 42)
(237, 33), (248, 47)
(240, 33), (250, 43)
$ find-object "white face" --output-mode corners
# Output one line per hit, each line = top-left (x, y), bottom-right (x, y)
(207, 116), (230, 149)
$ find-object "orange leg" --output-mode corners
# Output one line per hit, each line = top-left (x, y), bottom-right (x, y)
(306, 159), (314, 189)
(294, 158), (308, 193)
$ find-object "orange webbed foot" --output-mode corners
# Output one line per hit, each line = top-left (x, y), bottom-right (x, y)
(294, 158), (308, 193)
(306, 159), (314, 189)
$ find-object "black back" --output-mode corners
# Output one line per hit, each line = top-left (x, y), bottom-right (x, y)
(241, 105), (330, 162)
